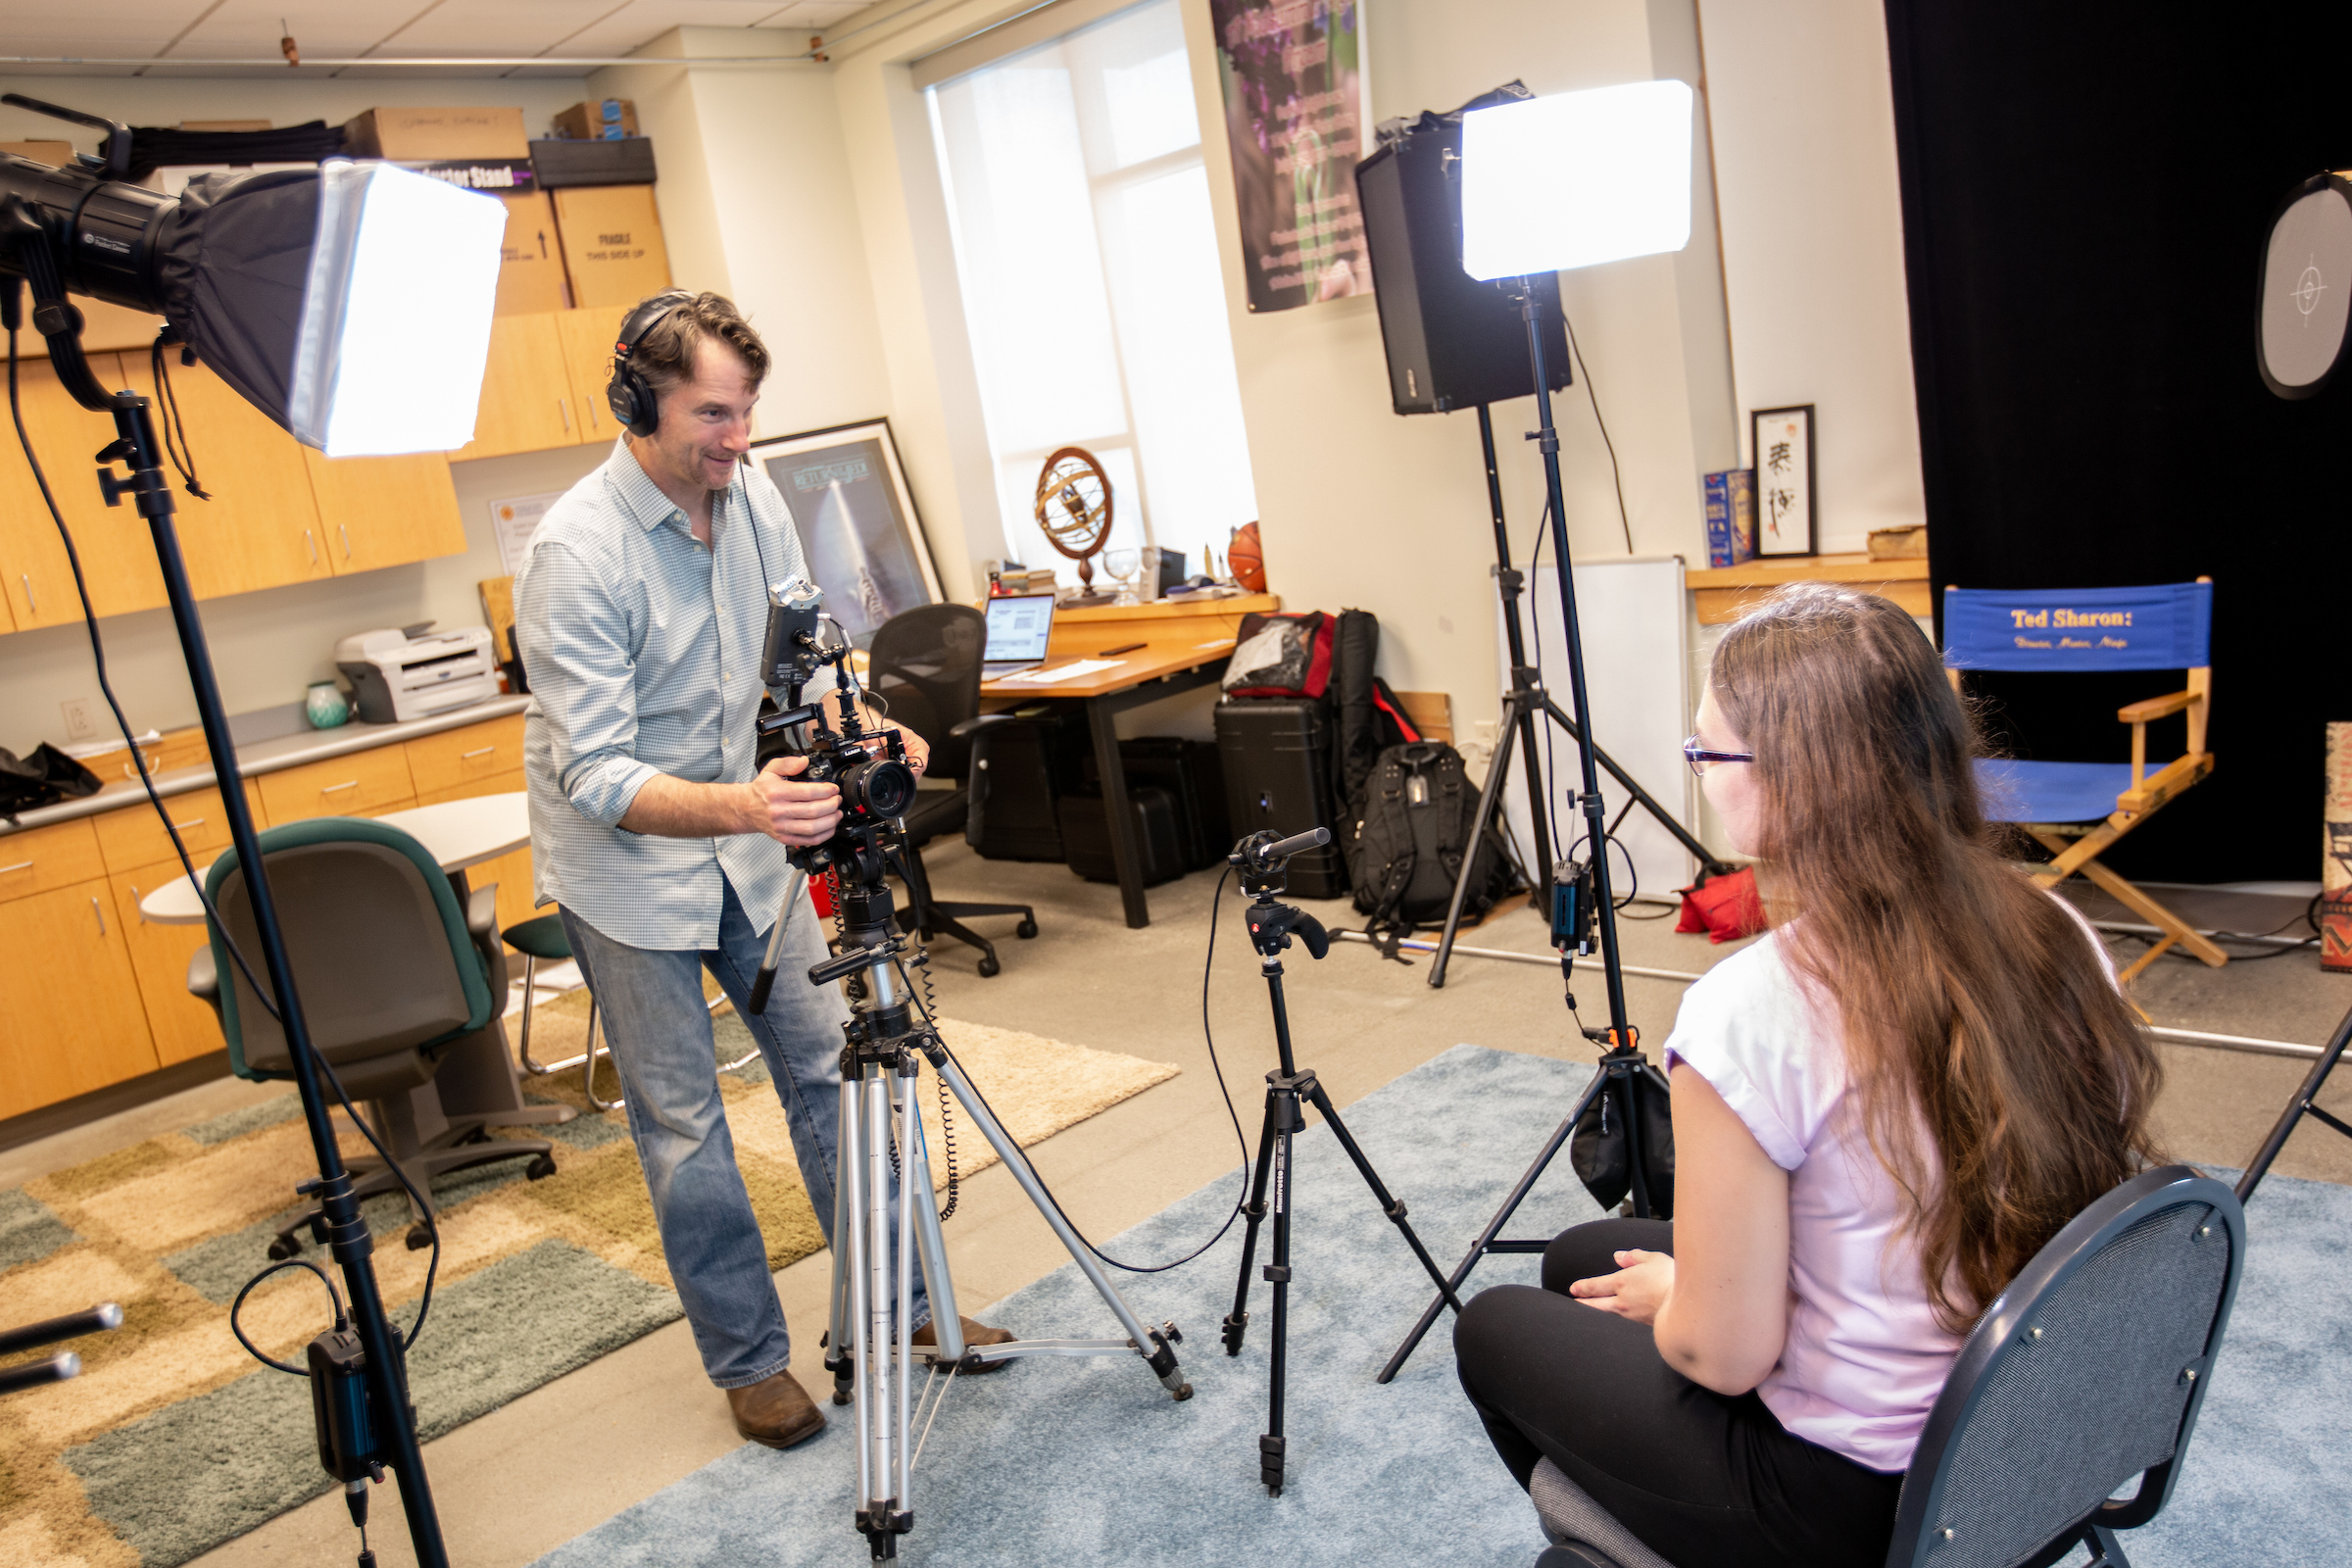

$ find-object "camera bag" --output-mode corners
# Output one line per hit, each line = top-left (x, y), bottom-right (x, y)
(1213, 698), (1349, 898)
(1345, 740), (1518, 957)
(1222, 611), (1334, 699)
(1569, 1061), (1677, 1217)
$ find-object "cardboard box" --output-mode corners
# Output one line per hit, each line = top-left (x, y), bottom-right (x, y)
(554, 99), (638, 140)
(493, 190), (570, 316)
(342, 107), (529, 161)
(553, 184), (672, 310)
(1, 141), (77, 168)
(530, 137), (657, 188)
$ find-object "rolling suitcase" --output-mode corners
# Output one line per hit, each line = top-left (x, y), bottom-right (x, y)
(967, 707), (1089, 861)
(1058, 785), (1187, 886)
(1213, 699), (1349, 898)
(1083, 737), (1231, 869)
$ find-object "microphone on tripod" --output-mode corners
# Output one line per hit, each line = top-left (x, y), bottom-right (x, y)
(1235, 825), (1331, 872)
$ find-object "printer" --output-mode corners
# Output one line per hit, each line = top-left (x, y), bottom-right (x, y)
(333, 623), (501, 723)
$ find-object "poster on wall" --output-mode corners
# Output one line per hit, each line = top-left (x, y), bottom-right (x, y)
(749, 419), (944, 649)
(1209, 0), (1372, 312)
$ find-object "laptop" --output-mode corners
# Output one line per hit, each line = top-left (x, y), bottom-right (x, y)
(981, 593), (1057, 679)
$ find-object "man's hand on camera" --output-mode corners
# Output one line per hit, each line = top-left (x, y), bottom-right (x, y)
(1568, 1249), (1675, 1326)
(745, 755), (843, 846)
(888, 722), (930, 777)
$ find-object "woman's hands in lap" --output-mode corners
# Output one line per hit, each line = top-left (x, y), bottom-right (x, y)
(1570, 1250), (1676, 1325)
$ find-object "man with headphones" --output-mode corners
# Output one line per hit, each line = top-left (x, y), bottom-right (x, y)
(514, 290), (1009, 1452)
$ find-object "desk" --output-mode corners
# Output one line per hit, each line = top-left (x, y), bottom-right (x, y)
(980, 595), (1274, 929)
(140, 794), (529, 924)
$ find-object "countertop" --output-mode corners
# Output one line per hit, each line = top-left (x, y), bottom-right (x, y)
(1, 694), (531, 837)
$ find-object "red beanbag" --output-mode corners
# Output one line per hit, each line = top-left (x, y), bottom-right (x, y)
(1676, 866), (1764, 944)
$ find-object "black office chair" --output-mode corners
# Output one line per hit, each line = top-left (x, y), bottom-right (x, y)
(868, 604), (1036, 977)
(1528, 1164), (2245, 1568)
(188, 817), (559, 1254)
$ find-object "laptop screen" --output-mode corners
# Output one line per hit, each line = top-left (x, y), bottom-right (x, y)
(984, 594), (1055, 662)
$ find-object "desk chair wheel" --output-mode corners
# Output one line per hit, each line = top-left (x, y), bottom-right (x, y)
(977, 954), (1002, 977)
(266, 1234), (302, 1261)
(1015, 917), (1038, 939)
(526, 1152), (558, 1180)
(406, 1223), (434, 1251)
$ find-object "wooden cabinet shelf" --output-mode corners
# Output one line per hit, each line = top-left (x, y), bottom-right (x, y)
(1686, 553), (1931, 625)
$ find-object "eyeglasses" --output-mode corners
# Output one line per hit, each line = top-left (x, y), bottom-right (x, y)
(1682, 736), (1754, 776)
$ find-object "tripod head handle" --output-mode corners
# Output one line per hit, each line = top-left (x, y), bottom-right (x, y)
(1245, 902), (1329, 960)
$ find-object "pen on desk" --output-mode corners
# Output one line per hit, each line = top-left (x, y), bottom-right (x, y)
(1098, 642), (1146, 657)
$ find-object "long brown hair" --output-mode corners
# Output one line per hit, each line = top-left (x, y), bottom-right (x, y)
(1710, 583), (2163, 1333)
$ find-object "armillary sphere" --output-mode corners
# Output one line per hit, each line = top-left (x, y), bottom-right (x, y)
(1034, 445), (1114, 595)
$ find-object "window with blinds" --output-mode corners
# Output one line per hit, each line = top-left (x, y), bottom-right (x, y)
(928, 0), (1258, 583)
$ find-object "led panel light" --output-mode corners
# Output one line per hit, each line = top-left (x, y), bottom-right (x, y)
(290, 162), (505, 456)
(1459, 80), (1694, 281)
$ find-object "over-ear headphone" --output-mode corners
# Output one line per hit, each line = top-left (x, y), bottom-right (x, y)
(607, 289), (697, 438)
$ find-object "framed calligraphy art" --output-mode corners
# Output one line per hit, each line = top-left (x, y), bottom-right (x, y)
(749, 418), (944, 649)
(1749, 404), (1817, 559)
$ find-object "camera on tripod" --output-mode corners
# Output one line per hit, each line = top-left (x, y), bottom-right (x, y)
(752, 575), (919, 880)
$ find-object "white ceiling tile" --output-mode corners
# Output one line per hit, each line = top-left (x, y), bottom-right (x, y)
(170, 1), (416, 60)
(553, 1), (811, 57)
(766, 2), (869, 28)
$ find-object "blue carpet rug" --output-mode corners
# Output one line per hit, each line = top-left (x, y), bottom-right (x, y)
(530, 1045), (2349, 1568)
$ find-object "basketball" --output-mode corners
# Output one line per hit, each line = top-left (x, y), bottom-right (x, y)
(1229, 521), (1266, 591)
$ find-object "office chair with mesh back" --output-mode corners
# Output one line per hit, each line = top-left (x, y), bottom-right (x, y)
(869, 603), (1037, 976)
(187, 816), (559, 1254)
(1527, 1165), (2245, 1568)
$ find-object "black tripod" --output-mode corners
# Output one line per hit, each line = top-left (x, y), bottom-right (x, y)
(1220, 827), (1465, 1495)
(3, 225), (446, 1559)
(1378, 281), (1675, 1385)
(2236, 1001), (2352, 1203)
(1426, 404), (1734, 990)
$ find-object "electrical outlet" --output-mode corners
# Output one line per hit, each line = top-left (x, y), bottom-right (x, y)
(60, 696), (101, 744)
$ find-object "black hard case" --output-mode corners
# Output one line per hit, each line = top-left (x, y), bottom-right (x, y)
(966, 708), (1089, 861)
(1213, 699), (1350, 898)
(1058, 785), (1187, 887)
(1081, 737), (1231, 869)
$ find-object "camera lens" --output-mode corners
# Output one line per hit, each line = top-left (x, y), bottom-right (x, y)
(843, 757), (918, 820)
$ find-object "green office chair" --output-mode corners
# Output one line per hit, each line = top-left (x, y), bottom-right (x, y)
(187, 816), (558, 1254)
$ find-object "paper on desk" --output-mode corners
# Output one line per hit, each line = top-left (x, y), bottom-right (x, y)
(999, 658), (1125, 685)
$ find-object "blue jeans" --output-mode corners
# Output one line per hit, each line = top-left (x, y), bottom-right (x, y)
(560, 880), (932, 1387)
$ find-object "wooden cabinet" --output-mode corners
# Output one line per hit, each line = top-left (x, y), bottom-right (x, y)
(0, 354), (172, 627)
(303, 449), (467, 573)
(111, 868), (223, 1067)
(449, 313), (582, 461)
(256, 746), (417, 825)
(0, 878), (158, 1119)
(405, 713), (524, 797)
(0, 817), (109, 904)
(114, 355), (329, 597)
(92, 781), (263, 876)
(554, 308), (623, 449)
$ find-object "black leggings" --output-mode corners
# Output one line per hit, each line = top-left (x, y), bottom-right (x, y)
(1453, 1218), (1902, 1568)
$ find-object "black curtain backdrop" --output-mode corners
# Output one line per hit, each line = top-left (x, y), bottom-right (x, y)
(1884, 5), (2352, 886)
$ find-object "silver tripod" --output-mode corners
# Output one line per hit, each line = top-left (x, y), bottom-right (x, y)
(755, 864), (1194, 1562)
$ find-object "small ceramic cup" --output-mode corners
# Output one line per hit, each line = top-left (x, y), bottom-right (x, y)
(306, 680), (350, 729)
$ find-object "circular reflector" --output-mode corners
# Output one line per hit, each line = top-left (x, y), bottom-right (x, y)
(2258, 172), (2352, 399)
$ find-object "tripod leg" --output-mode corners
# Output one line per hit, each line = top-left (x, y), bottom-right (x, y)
(842, 1077), (872, 1502)
(1224, 1094), (1283, 1355)
(906, 1084), (965, 1364)
(1304, 1082), (1465, 1312)
(860, 1072), (897, 1550)
(1376, 1067), (1608, 1384)
(1540, 697), (1724, 876)
(1263, 1099), (1295, 1497)
(2237, 1002), (2352, 1202)
(1429, 691), (1523, 990)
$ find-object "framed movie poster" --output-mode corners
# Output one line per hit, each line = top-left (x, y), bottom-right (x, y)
(1750, 405), (1817, 558)
(750, 418), (943, 647)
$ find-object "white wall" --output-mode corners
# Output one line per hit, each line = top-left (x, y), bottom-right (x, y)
(1696, 0), (1926, 552)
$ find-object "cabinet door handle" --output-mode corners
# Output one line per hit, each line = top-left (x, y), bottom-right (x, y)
(172, 817), (207, 831)
(0, 859), (31, 875)
(558, 397), (571, 433)
(305, 528), (318, 564)
(320, 779), (361, 795)
(461, 745), (497, 760)
(339, 523), (353, 560)
(20, 573), (33, 613)
(585, 396), (602, 433)
(91, 897), (106, 937)
(130, 884), (145, 923)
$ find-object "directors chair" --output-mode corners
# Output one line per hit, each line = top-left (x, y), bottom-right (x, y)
(1530, 1165), (2245, 1568)
(1944, 579), (2222, 987)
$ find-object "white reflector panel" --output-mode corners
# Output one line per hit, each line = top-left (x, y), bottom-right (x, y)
(1459, 81), (1694, 282)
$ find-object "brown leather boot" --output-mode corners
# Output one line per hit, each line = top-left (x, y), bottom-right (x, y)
(725, 1370), (826, 1448)
(911, 1316), (1015, 1374)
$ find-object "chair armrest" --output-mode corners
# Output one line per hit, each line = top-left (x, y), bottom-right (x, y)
(948, 712), (1020, 739)
(466, 883), (499, 943)
(186, 943), (219, 1002)
(2118, 690), (2197, 723)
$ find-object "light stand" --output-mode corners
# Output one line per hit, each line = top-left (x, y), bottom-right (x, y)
(2235, 1000), (2352, 1203)
(1, 227), (449, 1565)
(1425, 403), (1734, 988)
(1217, 826), (1466, 1494)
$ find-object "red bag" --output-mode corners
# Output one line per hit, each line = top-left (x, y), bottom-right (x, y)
(1676, 866), (1764, 944)
(1223, 611), (1334, 699)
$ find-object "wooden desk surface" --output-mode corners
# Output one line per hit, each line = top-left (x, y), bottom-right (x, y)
(981, 634), (1237, 702)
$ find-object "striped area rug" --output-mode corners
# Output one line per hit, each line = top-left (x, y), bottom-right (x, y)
(0, 1003), (1176, 1568)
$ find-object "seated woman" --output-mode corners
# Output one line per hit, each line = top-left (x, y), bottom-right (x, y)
(1453, 583), (2164, 1568)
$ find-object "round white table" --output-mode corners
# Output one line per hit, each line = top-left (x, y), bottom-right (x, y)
(138, 792), (529, 925)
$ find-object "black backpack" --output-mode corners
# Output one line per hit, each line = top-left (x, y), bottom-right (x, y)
(1345, 741), (1518, 958)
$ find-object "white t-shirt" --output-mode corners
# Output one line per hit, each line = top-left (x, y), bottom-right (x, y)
(1662, 904), (2113, 1473)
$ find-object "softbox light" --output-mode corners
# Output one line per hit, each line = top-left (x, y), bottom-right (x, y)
(1457, 80), (1693, 282)
(2257, 171), (2352, 401)
(1, 145), (503, 454)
